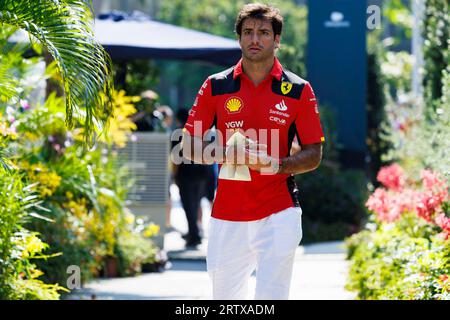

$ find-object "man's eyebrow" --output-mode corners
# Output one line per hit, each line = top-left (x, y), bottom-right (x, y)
(242, 27), (272, 32)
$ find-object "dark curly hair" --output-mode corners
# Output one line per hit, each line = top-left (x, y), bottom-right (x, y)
(235, 3), (283, 38)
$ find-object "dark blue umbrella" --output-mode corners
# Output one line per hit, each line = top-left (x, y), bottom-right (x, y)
(96, 11), (241, 66)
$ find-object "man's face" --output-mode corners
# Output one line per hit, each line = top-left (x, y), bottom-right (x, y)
(239, 18), (280, 63)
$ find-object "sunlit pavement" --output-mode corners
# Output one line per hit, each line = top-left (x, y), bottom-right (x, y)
(67, 184), (355, 300)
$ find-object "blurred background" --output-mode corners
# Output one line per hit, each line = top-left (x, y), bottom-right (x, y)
(0, 0), (448, 300)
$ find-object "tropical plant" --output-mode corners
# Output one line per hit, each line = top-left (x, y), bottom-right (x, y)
(0, 168), (67, 300)
(0, 0), (113, 145)
(7, 89), (158, 287)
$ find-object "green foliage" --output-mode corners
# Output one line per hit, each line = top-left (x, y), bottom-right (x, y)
(115, 231), (158, 277)
(365, 0), (415, 188)
(348, 4), (450, 293)
(422, 0), (449, 113)
(0, 0), (114, 146)
(346, 215), (449, 300)
(6, 92), (160, 289)
(366, 50), (389, 186)
(1, 61), (160, 298)
(295, 165), (368, 244)
(368, 0), (449, 181)
(382, 84), (450, 180)
(383, 0), (413, 41)
(380, 0), (449, 180)
(114, 60), (160, 97)
(0, 170), (67, 300)
(293, 103), (368, 243)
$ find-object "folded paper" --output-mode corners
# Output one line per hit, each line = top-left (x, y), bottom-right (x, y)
(218, 131), (251, 181)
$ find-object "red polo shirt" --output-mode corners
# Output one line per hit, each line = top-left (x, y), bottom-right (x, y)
(184, 57), (324, 221)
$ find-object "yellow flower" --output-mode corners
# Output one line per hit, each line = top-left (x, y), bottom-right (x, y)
(143, 223), (160, 238)
(64, 198), (87, 218)
(66, 191), (74, 199)
(22, 234), (46, 258)
(46, 172), (62, 189)
(29, 268), (44, 279)
(40, 187), (53, 197)
(23, 132), (39, 141)
(32, 168), (62, 197)
(124, 213), (135, 225)
(98, 89), (139, 148)
(20, 160), (30, 170)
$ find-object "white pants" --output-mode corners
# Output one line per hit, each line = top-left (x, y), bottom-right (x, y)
(207, 207), (302, 300)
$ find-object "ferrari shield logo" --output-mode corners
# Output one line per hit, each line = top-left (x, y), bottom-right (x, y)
(281, 82), (292, 95)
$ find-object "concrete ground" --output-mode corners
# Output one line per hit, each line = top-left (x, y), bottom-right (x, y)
(67, 185), (355, 300)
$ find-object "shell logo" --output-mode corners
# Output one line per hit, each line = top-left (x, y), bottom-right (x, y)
(225, 97), (244, 114)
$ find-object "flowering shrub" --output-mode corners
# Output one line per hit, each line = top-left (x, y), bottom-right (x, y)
(346, 164), (449, 300)
(366, 164), (449, 237)
(0, 170), (67, 299)
(346, 225), (449, 300)
(1, 89), (161, 298)
(0, 12), (162, 299)
(10, 92), (160, 285)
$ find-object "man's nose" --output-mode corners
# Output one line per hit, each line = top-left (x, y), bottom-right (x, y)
(250, 33), (260, 44)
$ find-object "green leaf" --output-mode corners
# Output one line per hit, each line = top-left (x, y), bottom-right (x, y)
(0, 0), (114, 147)
(28, 212), (55, 223)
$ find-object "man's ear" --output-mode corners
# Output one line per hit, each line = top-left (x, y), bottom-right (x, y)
(274, 34), (281, 49)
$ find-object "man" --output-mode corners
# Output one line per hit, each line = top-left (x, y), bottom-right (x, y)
(173, 108), (209, 247)
(180, 3), (324, 299)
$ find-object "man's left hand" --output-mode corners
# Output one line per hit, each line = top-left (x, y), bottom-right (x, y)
(244, 142), (279, 174)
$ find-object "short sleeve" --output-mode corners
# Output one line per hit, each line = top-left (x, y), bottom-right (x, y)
(294, 82), (325, 145)
(183, 78), (215, 137)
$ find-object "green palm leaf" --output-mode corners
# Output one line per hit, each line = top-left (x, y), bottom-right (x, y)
(0, 0), (113, 146)
(0, 61), (18, 101)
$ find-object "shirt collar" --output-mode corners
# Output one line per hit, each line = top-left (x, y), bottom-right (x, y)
(233, 57), (283, 81)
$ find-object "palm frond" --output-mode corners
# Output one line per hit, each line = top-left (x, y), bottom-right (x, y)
(0, 61), (18, 102)
(0, 0), (114, 146)
(0, 146), (13, 173)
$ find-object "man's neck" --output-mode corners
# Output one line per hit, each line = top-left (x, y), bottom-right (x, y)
(241, 56), (275, 86)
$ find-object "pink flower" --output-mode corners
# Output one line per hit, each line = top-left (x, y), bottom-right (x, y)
(20, 99), (30, 110)
(421, 169), (448, 201)
(391, 189), (417, 216)
(377, 164), (405, 191)
(437, 232), (449, 241)
(421, 170), (444, 189)
(415, 170), (449, 222)
(366, 188), (418, 223)
(416, 191), (444, 222)
(366, 188), (390, 217)
(435, 213), (450, 233)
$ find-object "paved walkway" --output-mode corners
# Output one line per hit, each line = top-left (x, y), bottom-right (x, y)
(67, 185), (355, 300)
